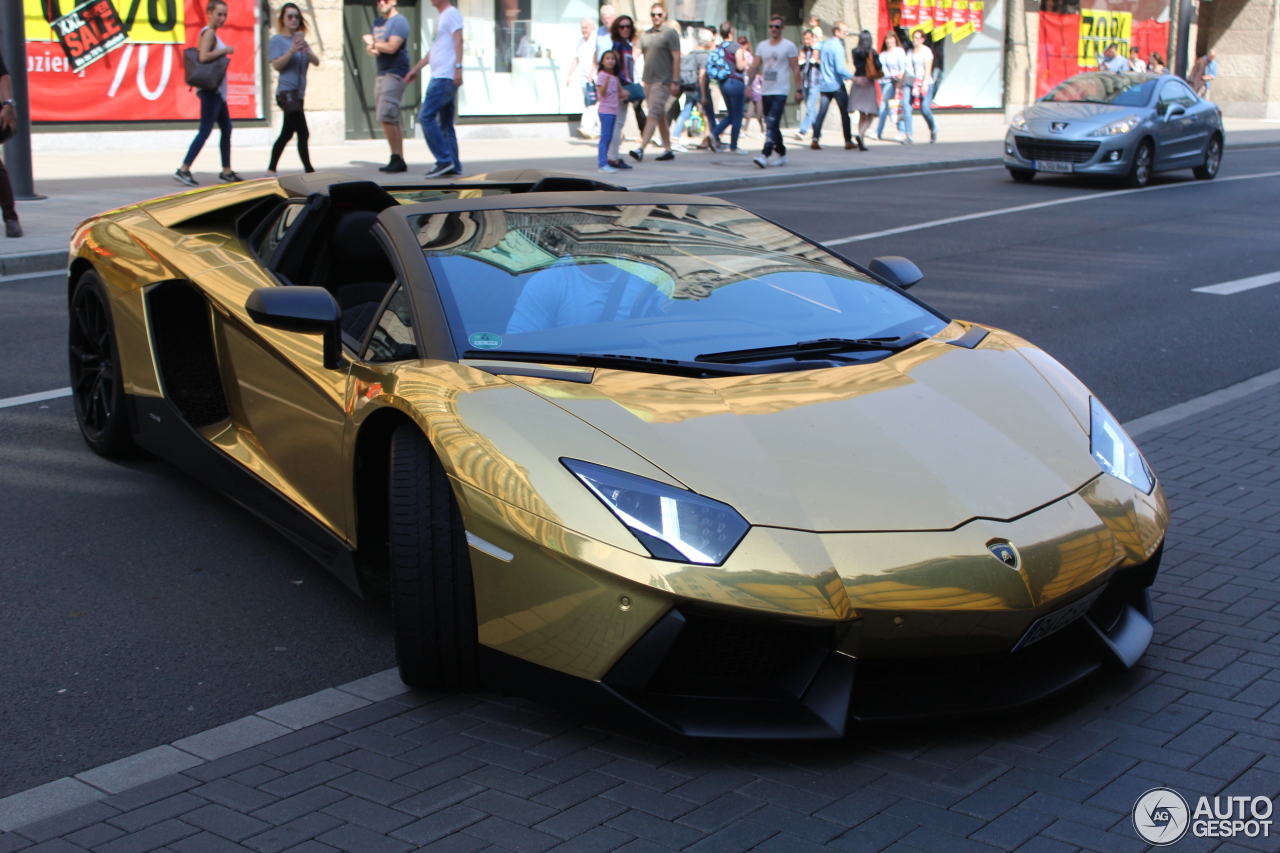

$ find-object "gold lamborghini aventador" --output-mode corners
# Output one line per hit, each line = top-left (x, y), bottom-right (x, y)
(68, 170), (1167, 738)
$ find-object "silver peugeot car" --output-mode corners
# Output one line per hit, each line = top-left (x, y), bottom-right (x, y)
(1003, 72), (1224, 188)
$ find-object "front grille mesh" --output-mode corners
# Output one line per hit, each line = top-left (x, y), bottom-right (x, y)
(1015, 137), (1101, 164)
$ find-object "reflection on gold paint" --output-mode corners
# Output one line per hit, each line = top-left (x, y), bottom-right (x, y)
(660, 566), (854, 619)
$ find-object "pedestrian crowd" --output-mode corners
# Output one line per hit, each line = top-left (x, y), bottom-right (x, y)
(569, 10), (949, 173)
(174, 0), (465, 186)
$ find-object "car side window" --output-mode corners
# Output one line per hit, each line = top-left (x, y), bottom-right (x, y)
(362, 285), (420, 363)
(254, 202), (304, 264)
(1159, 81), (1197, 113)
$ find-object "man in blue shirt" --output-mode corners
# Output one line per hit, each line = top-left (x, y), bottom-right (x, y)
(1101, 45), (1130, 73)
(506, 260), (653, 334)
(363, 0), (411, 173)
(810, 22), (853, 150)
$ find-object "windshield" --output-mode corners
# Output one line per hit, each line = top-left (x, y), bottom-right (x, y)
(414, 204), (946, 366)
(1042, 74), (1156, 106)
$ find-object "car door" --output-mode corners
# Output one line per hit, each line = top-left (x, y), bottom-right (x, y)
(1154, 81), (1200, 165)
(209, 196), (356, 539)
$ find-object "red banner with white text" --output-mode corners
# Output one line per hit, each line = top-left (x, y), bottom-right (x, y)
(25, 0), (260, 123)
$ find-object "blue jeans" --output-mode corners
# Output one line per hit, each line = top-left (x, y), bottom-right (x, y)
(903, 83), (936, 138)
(598, 112), (617, 167)
(813, 87), (850, 142)
(798, 85), (821, 134)
(875, 78), (905, 137)
(712, 77), (745, 150)
(184, 89), (232, 169)
(761, 94), (787, 157)
(420, 78), (461, 172)
(670, 91), (698, 139)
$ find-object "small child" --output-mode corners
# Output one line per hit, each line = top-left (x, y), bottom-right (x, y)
(596, 50), (627, 173)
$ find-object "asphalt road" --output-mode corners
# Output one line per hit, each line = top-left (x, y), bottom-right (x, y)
(1, 147), (1278, 799)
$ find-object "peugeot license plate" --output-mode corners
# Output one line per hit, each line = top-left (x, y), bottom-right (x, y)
(1034, 160), (1073, 173)
(1012, 587), (1104, 652)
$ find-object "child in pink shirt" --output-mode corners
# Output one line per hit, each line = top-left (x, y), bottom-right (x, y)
(596, 50), (625, 173)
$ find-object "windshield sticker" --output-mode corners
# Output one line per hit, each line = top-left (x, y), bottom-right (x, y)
(469, 332), (503, 350)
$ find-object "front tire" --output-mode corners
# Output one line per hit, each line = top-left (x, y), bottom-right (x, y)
(389, 423), (478, 688)
(1008, 168), (1035, 183)
(1193, 135), (1222, 180)
(1124, 140), (1153, 189)
(69, 271), (136, 457)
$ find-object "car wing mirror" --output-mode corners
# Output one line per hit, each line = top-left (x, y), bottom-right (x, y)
(1164, 104), (1185, 120)
(869, 256), (924, 290)
(246, 286), (345, 370)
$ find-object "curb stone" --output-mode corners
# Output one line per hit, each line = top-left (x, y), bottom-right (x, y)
(0, 250), (67, 279)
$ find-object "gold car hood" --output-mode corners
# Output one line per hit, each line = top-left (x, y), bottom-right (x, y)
(508, 333), (1102, 532)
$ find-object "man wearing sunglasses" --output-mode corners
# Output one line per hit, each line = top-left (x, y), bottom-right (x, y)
(629, 3), (681, 162)
(751, 15), (801, 168)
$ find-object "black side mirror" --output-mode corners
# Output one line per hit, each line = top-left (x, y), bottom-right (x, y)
(246, 286), (344, 369)
(869, 256), (924, 290)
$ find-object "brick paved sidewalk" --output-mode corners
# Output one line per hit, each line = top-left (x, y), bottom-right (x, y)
(3, 377), (1280, 853)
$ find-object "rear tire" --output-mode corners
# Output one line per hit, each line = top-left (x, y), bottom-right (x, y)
(1193, 135), (1222, 180)
(1124, 140), (1153, 189)
(1008, 168), (1035, 183)
(389, 423), (478, 688)
(69, 271), (136, 457)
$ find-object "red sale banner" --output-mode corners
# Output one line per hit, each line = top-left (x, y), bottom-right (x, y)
(970, 0), (984, 32)
(901, 0), (920, 28)
(26, 0), (260, 123)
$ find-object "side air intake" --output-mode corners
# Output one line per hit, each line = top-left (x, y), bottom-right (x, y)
(147, 282), (231, 428)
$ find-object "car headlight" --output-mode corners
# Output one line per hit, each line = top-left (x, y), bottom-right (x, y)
(1090, 398), (1154, 493)
(1010, 112), (1028, 131)
(563, 459), (749, 564)
(1089, 115), (1142, 136)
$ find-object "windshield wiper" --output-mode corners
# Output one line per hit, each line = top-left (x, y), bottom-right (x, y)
(461, 349), (776, 378)
(695, 333), (928, 365)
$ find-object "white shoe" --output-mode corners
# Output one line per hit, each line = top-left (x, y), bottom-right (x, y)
(771, 154), (788, 167)
(598, 164), (620, 173)
(753, 155), (769, 169)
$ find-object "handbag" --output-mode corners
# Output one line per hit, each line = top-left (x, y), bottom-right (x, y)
(623, 82), (645, 102)
(276, 89), (304, 114)
(865, 51), (883, 80)
(183, 47), (229, 92)
(582, 80), (598, 108)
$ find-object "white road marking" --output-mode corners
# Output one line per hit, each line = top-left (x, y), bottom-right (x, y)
(1192, 271), (1280, 295)
(824, 169), (1280, 246)
(710, 164), (1001, 195)
(0, 387), (72, 409)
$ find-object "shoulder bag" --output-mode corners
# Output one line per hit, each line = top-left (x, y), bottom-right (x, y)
(865, 50), (883, 80)
(184, 47), (230, 91)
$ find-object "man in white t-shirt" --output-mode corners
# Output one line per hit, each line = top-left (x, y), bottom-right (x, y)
(750, 15), (800, 168)
(566, 18), (600, 138)
(406, 0), (464, 177)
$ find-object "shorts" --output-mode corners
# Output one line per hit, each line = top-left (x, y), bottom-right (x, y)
(375, 74), (407, 125)
(644, 81), (671, 114)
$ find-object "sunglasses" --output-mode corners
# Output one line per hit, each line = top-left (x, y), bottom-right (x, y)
(651, 11), (664, 17)
(618, 22), (632, 27)
(768, 23), (782, 28)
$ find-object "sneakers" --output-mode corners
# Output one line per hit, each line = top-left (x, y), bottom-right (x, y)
(5, 219), (21, 238)
(707, 135), (723, 153)
(219, 171), (243, 183)
(173, 168), (198, 187)
(773, 154), (787, 167)
(810, 140), (821, 150)
(930, 130), (937, 143)
(379, 154), (407, 173)
(629, 148), (644, 162)
(728, 147), (748, 155)
(903, 136), (914, 145)
(753, 154), (769, 169)
(425, 163), (458, 178)
(655, 149), (675, 161)
(598, 164), (620, 173)
(609, 159), (633, 170)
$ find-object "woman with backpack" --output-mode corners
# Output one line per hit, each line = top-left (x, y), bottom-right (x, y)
(847, 29), (877, 149)
(708, 22), (748, 153)
(266, 3), (319, 176)
(175, 0), (239, 185)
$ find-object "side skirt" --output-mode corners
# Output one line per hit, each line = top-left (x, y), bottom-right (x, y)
(129, 393), (363, 595)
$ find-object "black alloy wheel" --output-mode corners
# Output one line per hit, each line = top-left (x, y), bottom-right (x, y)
(69, 271), (136, 457)
(1007, 168), (1035, 183)
(1125, 140), (1154, 189)
(1194, 135), (1222, 180)
(388, 423), (479, 688)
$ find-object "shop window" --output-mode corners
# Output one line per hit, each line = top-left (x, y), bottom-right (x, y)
(882, 0), (1006, 109)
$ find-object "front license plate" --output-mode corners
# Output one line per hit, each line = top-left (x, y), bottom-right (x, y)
(1034, 160), (1074, 173)
(1012, 587), (1105, 652)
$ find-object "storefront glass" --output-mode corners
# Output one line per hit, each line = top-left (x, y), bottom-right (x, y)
(883, 0), (1005, 109)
